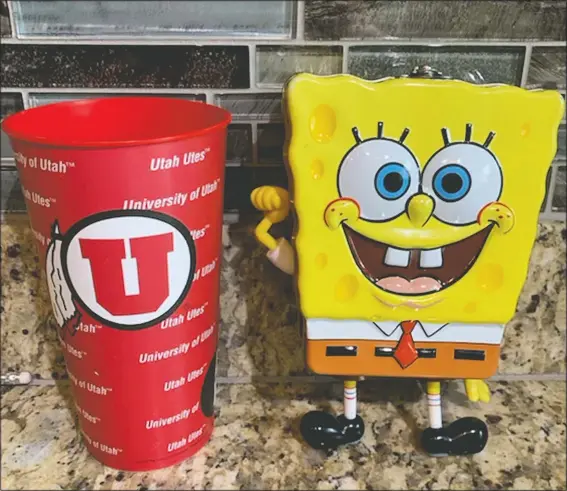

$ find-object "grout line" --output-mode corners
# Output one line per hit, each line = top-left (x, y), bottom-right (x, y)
(248, 44), (257, 89)
(205, 92), (215, 105)
(341, 44), (349, 74)
(21, 92), (30, 110)
(539, 212), (567, 221)
(251, 121), (259, 165)
(5, 0), (17, 38)
(295, 0), (305, 41)
(216, 373), (567, 384)
(2, 37), (566, 47)
(16, 372), (567, 387)
(489, 373), (567, 381)
(545, 164), (559, 214)
(520, 44), (533, 87)
(1, 87), (282, 95)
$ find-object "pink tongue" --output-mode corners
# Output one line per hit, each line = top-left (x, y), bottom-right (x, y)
(376, 276), (442, 294)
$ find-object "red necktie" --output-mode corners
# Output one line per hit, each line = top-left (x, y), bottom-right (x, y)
(393, 320), (418, 368)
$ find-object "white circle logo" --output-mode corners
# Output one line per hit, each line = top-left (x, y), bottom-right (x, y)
(49, 210), (196, 330)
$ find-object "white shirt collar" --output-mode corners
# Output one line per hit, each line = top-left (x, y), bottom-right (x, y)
(373, 321), (449, 338)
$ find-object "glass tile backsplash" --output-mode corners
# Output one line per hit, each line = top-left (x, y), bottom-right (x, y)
(256, 46), (342, 87)
(558, 126), (566, 161)
(1, 93), (24, 159)
(0, 168), (25, 213)
(1, 0), (564, 220)
(216, 94), (283, 122)
(348, 46), (524, 85)
(1, 45), (250, 88)
(226, 124), (253, 165)
(28, 93), (206, 108)
(0, 0), (10, 37)
(304, 0), (566, 41)
(552, 165), (566, 212)
(257, 124), (286, 164)
(527, 47), (567, 89)
(12, 1), (294, 38)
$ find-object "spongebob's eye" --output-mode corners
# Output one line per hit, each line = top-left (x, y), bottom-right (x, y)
(432, 164), (471, 202)
(338, 137), (419, 222)
(422, 140), (502, 225)
(375, 163), (411, 200)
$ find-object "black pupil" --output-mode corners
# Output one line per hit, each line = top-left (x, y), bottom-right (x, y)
(442, 173), (463, 193)
(384, 172), (403, 192)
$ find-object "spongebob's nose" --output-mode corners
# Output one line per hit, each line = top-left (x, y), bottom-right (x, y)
(406, 193), (435, 227)
(324, 198), (360, 230)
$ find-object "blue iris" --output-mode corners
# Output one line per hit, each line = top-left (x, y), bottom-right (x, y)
(432, 164), (471, 202)
(375, 163), (410, 200)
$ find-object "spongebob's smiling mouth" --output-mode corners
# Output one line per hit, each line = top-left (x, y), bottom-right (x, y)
(343, 224), (493, 296)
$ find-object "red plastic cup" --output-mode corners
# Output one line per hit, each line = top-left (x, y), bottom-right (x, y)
(2, 97), (231, 471)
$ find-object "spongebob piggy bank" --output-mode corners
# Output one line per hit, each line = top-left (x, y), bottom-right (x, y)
(250, 70), (564, 456)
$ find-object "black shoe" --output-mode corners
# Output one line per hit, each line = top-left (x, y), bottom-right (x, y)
(300, 410), (365, 452)
(421, 417), (488, 456)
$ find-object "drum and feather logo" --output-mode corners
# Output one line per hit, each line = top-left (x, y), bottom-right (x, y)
(46, 210), (196, 334)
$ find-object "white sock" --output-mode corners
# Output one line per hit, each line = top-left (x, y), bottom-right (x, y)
(427, 393), (442, 429)
(344, 384), (357, 420)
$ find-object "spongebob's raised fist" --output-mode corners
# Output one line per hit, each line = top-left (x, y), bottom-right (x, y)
(250, 186), (294, 274)
(251, 186), (290, 224)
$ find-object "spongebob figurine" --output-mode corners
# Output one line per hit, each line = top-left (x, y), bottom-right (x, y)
(250, 69), (564, 456)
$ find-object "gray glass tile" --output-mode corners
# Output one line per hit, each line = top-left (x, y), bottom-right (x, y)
(28, 93), (206, 108)
(348, 46), (524, 85)
(552, 165), (566, 212)
(1, 0), (10, 37)
(226, 124), (252, 164)
(1, 45), (249, 88)
(12, 1), (293, 38)
(541, 167), (553, 212)
(557, 125), (566, 161)
(258, 124), (285, 164)
(527, 47), (567, 89)
(305, 0), (566, 41)
(0, 168), (26, 212)
(257, 46), (342, 87)
(216, 94), (282, 122)
(224, 166), (287, 210)
(1, 94), (24, 159)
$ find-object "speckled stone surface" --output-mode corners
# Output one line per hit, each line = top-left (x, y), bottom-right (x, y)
(0, 216), (65, 380)
(1, 380), (565, 490)
(0, 45), (250, 88)
(1, 217), (565, 379)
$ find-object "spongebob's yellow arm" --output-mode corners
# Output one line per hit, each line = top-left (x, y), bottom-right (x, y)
(465, 379), (491, 403)
(250, 186), (294, 275)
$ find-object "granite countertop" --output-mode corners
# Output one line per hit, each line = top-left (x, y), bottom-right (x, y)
(1, 379), (565, 490)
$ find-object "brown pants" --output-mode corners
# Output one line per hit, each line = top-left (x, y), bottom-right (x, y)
(306, 339), (500, 379)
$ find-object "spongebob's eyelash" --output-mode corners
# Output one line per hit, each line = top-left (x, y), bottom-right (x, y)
(441, 124), (496, 148)
(352, 127), (362, 144)
(351, 122), (410, 145)
(484, 132), (496, 148)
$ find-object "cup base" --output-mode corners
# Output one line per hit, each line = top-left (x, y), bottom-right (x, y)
(84, 424), (214, 472)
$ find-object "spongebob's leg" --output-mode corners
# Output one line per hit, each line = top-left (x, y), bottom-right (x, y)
(299, 379), (365, 453)
(421, 380), (489, 456)
(343, 380), (358, 420)
(427, 381), (443, 429)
